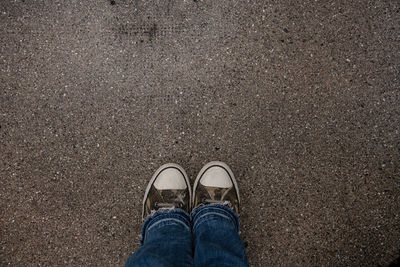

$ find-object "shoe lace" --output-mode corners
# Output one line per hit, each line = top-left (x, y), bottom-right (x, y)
(154, 193), (185, 209)
(155, 202), (183, 209)
(201, 189), (233, 208)
(204, 199), (228, 204)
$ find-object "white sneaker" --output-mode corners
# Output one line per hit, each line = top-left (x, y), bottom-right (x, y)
(192, 161), (240, 214)
(142, 163), (191, 219)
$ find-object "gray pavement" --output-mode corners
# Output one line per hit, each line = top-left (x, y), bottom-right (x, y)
(1, 0), (399, 266)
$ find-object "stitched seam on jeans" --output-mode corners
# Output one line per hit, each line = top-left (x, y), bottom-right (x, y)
(193, 204), (234, 217)
(146, 218), (191, 232)
(194, 206), (233, 220)
(197, 204), (240, 229)
(193, 212), (234, 231)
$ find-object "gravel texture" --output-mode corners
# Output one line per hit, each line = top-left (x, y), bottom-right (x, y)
(1, 0), (399, 266)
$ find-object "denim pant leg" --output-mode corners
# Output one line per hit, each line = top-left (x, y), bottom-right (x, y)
(192, 204), (249, 267)
(125, 208), (192, 267)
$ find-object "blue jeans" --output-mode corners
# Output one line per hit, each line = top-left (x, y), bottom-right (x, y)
(125, 204), (249, 267)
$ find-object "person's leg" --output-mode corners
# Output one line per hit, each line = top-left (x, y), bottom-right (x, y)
(192, 204), (248, 267)
(125, 163), (193, 267)
(192, 161), (249, 267)
(125, 208), (192, 267)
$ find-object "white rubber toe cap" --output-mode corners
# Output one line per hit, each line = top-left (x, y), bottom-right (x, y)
(154, 167), (187, 190)
(200, 166), (233, 188)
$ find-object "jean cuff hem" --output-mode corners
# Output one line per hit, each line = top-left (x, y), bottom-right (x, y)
(191, 203), (240, 232)
(140, 208), (190, 245)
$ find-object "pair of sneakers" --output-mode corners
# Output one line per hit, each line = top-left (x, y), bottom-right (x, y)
(142, 161), (240, 219)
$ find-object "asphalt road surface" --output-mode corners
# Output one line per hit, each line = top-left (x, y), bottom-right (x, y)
(1, 0), (399, 266)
